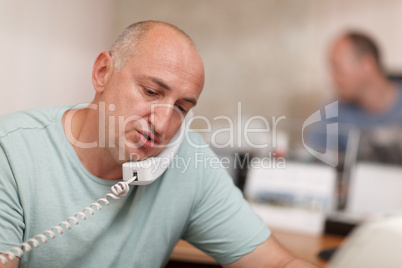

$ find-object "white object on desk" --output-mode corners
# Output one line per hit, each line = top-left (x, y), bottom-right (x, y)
(347, 162), (402, 217)
(329, 216), (402, 268)
(244, 161), (336, 235)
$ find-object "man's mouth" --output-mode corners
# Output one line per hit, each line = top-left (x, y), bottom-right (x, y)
(137, 130), (161, 147)
(142, 133), (154, 142)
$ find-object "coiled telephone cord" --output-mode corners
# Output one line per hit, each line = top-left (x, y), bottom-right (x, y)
(0, 177), (136, 264)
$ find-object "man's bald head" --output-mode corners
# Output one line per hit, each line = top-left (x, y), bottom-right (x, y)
(109, 20), (195, 71)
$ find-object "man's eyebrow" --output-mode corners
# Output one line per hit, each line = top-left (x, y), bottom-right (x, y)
(150, 77), (170, 90)
(150, 76), (197, 106)
(184, 97), (197, 106)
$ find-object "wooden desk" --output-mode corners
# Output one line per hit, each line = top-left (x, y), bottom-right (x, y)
(170, 229), (344, 267)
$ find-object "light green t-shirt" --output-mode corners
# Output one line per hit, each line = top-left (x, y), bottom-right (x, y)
(0, 106), (270, 267)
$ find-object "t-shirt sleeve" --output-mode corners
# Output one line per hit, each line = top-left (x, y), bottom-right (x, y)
(181, 147), (271, 264)
(0, 143), (25, 253)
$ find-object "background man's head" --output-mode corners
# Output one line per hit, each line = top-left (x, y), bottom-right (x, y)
(330, 32), (383, 103)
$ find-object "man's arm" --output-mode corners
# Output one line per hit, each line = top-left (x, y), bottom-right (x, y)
(0, 145), (22, 268)
(0, 256), (19, 268)
(223, 236), (317, 268)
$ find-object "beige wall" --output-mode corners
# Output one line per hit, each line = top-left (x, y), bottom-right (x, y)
(2, 0), (402, 133)
(0, 0), (117, 114)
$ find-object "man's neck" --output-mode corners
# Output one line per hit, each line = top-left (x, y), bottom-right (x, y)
(358, 77), (397, 114)
(62, 107), (122, 180)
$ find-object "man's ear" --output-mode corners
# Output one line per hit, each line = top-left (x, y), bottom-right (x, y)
(92, 51), (114, 93)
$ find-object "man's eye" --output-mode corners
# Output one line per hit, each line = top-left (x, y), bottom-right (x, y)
(144, 88), (157, 95)
(175, 104), (187, 113)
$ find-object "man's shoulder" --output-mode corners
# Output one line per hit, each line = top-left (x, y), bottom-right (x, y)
(335, 102), (367, 124)
(179, 130), (210, 153)
(0, 106), (69, 139)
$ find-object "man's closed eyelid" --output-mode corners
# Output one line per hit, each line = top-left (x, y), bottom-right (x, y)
(144, 88), (157, 95)
(175, 104), (186, 112)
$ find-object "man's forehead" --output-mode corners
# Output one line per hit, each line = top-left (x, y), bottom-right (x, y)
(125, 24), (204, 95)
(137, 35), (203, 75)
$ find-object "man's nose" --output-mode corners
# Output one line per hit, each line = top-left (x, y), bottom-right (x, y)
(149, 104), (174, 135)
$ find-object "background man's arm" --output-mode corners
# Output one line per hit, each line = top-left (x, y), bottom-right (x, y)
(223, 236), (317, 268)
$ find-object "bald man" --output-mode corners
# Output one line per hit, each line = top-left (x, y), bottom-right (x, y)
(0, 21), (315, 267)
(308, 32), (402, 159)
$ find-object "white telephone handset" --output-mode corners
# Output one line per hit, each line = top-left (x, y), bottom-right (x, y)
(123, 110), (192, 185)
(0, 111), (193, 264)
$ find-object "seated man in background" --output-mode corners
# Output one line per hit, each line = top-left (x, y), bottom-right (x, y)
(0, 21), (315, 267)
(308, 32), (402, 164)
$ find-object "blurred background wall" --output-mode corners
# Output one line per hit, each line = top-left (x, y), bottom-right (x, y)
(1, 0), (402, 141)
(0, 0), (116, 114)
